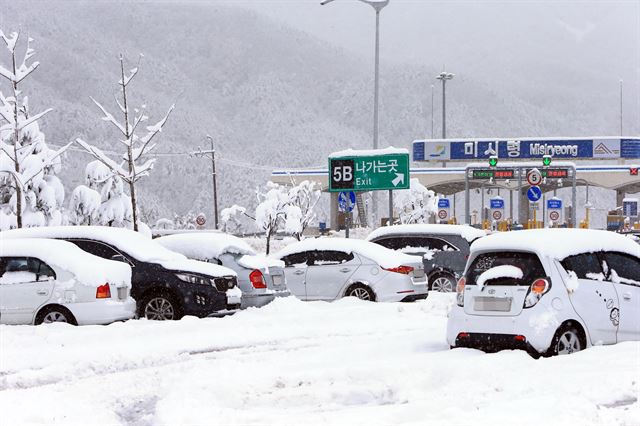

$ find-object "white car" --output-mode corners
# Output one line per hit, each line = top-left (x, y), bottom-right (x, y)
(0, 238), (135, 325)
(447, 229), (640, 356)
(274, 238), (428, 302)
(156, 232), (290, 309)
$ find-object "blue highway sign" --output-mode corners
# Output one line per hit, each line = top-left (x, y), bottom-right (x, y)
(527, 186), (542, 203)
(338, 191), (356, 213)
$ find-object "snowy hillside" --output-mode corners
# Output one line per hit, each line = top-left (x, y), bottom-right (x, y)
(0, 0), (635, 220)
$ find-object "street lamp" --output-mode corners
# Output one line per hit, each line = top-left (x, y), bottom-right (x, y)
(436, 70), (454, 139)
(322, 0), (390, 226)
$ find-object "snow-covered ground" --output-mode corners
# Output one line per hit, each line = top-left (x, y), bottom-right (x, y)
(1, 294), (638, 425)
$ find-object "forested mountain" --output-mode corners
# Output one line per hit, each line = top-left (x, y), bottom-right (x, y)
(0, 0), (634, 222)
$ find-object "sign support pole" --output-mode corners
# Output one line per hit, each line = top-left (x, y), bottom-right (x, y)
(464, 169), (470, 224)
(345, 214), (350, 239)
(517, 165), (523, 225)
(571, 164), (577, 228)
(388, 190), (393, 226)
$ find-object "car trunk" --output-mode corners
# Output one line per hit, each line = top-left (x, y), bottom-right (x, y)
(462, 251), (546, 317)
(265, 265), (287, 291)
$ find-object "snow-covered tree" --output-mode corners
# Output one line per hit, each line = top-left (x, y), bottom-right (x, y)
(255, 182), (289, 254)
(82, 160), (133, 228)
(286, 180), (321, 240)
(221, 204), (248, 234)
(393, 178), (437, 224)
(67, 185), (101, 225)
(76, 54), (174, 231)
(0, 29), (70, 229)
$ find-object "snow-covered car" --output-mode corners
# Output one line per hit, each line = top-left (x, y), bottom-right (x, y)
(447, 229), (640, 356)
(367, 224), (486, 292)
(0, 238), (135, 325)
(1, 226), (241, 320)
(274, 238), (428, 302)
(155, 232), (289, 309)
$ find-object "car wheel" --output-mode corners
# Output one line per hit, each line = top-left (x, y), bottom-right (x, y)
(550, 324), (584, 356)
(430, 274), (456, 292)
(346, 285), (375, 302)
(139, 292), (183, 321)
(35, 305), (77, 325)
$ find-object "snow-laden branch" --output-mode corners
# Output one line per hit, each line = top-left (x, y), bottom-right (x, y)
(16, 108), (52, 131)
(76, 138), (131, 182)
(20, 141), (73, 186)
(0, 30), (18, 53)
(90, 97), (127, 137)
(136, 103), (174, 159)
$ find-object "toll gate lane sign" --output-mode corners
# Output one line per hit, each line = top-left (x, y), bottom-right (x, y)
(329, 153), (410, 192)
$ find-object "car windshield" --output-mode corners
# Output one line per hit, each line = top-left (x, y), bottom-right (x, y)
(466, 251), (545, 286)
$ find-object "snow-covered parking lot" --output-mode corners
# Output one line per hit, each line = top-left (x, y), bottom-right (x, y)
(1, 293), (638, 426)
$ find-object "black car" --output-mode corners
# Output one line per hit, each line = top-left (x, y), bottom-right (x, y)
(0, 226), (241, 320)
(367, 224), (486, 292)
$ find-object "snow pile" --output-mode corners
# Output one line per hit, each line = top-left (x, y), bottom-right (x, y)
(0, 293), (638, 425)
(156, 232), (256, 260)
(471, 229), (640, 260)
(565, 270), (579, 293)
(0, 238), (130, 288)
(367, 223), (487, 243)
(274, 237), (422, 269)
(477, 265), (523, 289)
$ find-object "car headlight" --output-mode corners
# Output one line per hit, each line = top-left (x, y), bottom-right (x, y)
(175, 273), (214, 286)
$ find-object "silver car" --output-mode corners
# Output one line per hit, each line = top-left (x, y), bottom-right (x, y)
(156, 232), (289, 309)
(274, 238), (428, 302)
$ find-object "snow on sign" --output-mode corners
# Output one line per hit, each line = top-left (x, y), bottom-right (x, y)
(526, 168), (543, 186)
(328, 150), (410, 192)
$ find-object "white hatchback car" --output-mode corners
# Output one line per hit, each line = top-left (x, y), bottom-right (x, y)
(274, 238), (428, 302)
(447, 229), (640, 356)
(0, 238), (135, 325)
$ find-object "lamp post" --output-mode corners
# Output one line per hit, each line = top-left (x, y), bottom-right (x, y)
(436, 70), (454, 139)
(430, 83), (434, 139)
(321, 0), (390, 226)
(192, 136), (219, 229)
(619, 79), (623, 136)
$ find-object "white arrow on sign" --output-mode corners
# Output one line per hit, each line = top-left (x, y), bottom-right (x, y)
(391, 173), (405, 187)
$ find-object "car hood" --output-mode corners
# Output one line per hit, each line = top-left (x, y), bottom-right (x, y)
(159, 258), (237, 278)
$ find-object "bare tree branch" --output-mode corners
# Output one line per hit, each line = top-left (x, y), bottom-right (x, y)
(90, 96), (127, 137)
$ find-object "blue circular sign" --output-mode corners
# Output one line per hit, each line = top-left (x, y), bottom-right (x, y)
(338, 191), (356, 213)
(527, 186), (542, 202)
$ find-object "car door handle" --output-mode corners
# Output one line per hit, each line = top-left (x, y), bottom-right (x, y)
(623, 292), (632, 300)
(294, 270), (305, 276)
(36, 290), (48, 295)
(339, 268), (351, 273)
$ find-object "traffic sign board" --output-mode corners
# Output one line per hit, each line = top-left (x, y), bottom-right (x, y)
(547, 198), (562, 210)
(549, 211), (560, 221)
(490, 198), (505, 209)
(438, 198), (450, 209)
(526, 168), (543, 186)
(196, 214), (206, 226)
(527, 186), (542, 202)
(438, 209), (449, 220)
(338, 191), (356, 213)
(492, 210), (503, 220)
(329, 153), (410, 192)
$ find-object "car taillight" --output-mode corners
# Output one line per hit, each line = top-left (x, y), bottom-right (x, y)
(524, 278), (550, 308)
(249, 269), (267, 289)
(456, 277), (466, 307)
(96, 283), (111, 299)
(384, 265), (414, 275)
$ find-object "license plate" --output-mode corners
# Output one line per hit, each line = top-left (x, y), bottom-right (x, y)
(413, 269), (425, 278)
(272, 274), (284, 286)
(117, 287), (128, 300)
(474, 296), (512, 312)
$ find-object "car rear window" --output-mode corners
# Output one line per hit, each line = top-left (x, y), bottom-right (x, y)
(374, 236), (457, 252)
(466, 251), (545, 286)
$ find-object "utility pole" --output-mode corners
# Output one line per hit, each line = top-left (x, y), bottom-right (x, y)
(430, 84), (434, 139)
(436, 69), (454, 139)
(620, 79), (623, 136)
(192, 135), (219, 229)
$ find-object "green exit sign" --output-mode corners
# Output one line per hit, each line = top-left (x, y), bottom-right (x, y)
(329, 153), (410, 192)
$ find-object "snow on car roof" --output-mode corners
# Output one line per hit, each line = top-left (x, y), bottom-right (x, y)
(0, 226), (236, 278)
(274, 237), (422, 268)
(471, 228), (640, 260)
(156, 232), (256, 260)
(0, 238), (131, 288)
(366, 224), (487, 243)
